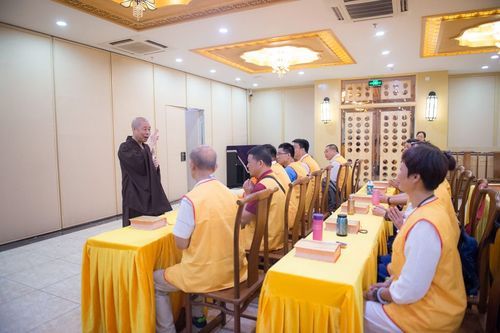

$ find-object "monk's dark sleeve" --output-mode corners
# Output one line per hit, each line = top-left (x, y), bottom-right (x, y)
(118, 142), (147, 175)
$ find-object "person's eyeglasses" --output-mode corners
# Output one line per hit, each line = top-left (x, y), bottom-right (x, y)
(276, 152), (289, 155)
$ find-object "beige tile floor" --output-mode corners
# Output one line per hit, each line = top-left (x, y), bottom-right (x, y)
(0, 205), (256, 332)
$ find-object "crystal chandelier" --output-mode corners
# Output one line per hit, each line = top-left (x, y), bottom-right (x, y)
(455, 21), (500, 48)
(120, 0), (157, 21)
(241, 46), (320, 78)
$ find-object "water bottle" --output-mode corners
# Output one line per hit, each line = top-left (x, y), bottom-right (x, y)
(367, 180), (374, 195)
(347, 194), (356, 215)
(336, 214), (348, 237)
(312, 213), (324, 241)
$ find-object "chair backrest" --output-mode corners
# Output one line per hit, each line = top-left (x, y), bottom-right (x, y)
(457, 170), (475, 227)
(350, 159), (362, 193)
(451, 165), (465, 209)
(335, 164), (349, 208)
(304, 169), (323, 236)
(320, 166), (332, 214)
(467, 178), (488, 236)
(453, 167), (472, 213)
(283, 176), (310, 254)
(474, 188), (500, 316)
(233, 187), (277, 298)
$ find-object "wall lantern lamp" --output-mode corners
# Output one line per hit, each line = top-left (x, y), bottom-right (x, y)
(425, 91), (438, 121)
(321, 97), (332, 124)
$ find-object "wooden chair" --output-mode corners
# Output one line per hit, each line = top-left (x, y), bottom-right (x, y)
(467, 188), (500, 332)
(274, 176), (310, 258)
(350, 159), (362, 193)
(320, 166), (332, 216)
(450, 165), (465, 210)
(184, 187), (277, 333)
(452, 167), (471, 213)
(466, 178), (488, 236)
(303, 170), (323, 237)
(334, 164), (349, 209)
(456, 170), (475, 227)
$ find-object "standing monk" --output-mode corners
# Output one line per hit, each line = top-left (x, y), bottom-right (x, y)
(118, 117), (172, 227)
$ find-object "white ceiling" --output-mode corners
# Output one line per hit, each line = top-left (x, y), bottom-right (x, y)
(1, 0), (499, 89)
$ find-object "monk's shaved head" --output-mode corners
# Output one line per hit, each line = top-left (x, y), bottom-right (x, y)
(131, 117), (149, 130)
(190, 145), (217, 171)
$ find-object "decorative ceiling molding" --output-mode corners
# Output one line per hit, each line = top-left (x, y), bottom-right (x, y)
(52, 0), (293, 31)
(421, 7), (500, 57)
(192, 30), (356, 74)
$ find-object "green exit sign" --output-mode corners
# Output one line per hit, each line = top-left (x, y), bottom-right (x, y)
(368, 79), (383, 87)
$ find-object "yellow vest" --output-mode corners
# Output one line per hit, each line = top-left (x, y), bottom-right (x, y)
(271, 162), (291, 193)
(435, 179), (460, 244)
(301, 154), (321, 213)
(244, 172), (286, 251)
(287, 162), (308, 227)
(384, 198), (466, 332)
(165, 179), (248, 292)
(332, 154), (351, 194)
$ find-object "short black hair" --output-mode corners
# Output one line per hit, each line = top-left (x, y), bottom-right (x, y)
(326, 144), (339, 152)
(405, 138), (419, 145)
(443, 151), (456, 171)
(248, 145), (272, 167)
(416, 131), (427, 139)
(292, 139), (310, 153)
(262, 144), (277, 159)
(278, 143), (294, 158)
(402, 143), (447, 191)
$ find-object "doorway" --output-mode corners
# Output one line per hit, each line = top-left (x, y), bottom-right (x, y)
(185, 108), (205, 190)
(159, 106), (205, 201)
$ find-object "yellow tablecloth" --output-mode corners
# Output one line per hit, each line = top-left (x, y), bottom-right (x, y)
(256, 206), (388, 332)
(81, 211), (182, 333)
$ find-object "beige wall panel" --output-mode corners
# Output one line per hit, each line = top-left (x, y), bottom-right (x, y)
(284, 86), (314, 153)
(154, 65), (186, 108)
(249, 89), (283, 146)
(0, 27), (61, 244)
(187, 75), (212, 145)
(448, 75), (496, 151)
(53, 40), (117, 228)
(314, 80), (342, 164)
(231, 87), (248, 145)
(415, 71), (448, 149)
(111, 54), (155, 212)
(211, 82), (232, 184)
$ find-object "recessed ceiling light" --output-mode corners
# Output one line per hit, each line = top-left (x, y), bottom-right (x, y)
(175, 58), (183, 63)
(252, 83), (258, 87)
(491, 54), (499, 59)
(381, 50), (390, 55)
(481, 65), (489, 69)
(219, 27), (228, 34)
(375, 31), (385, 37)
(235, 77), (241, 81)
(210, 69), (216, 73)
(386, 63), (394, 68)
(56, 20), (67, 27)
(298, 71), (305, 75)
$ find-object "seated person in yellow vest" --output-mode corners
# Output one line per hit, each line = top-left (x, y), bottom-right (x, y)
(323, 144), (347, 211)
(292, 138), (320, 213)
(374, 144), (459, 243)
(262, 144), (291, 193)
(153, 145), (248, 333)
(277, 143), (308, 182)
(277, 142), (309, 228)
(363, 144), (466, 332)
(241, 145), (287, 251)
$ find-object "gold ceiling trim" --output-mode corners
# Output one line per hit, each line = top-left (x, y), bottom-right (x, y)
(52, 0), (292, 31)
(421, 7), (500, 58)
(192, 30), (355, 74)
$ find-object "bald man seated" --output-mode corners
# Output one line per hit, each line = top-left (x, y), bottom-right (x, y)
(153, 145), (248, 333)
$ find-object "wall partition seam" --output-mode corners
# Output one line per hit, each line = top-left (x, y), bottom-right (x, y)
(109, 51), (119, 215)
(50, 36), (64, 230)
